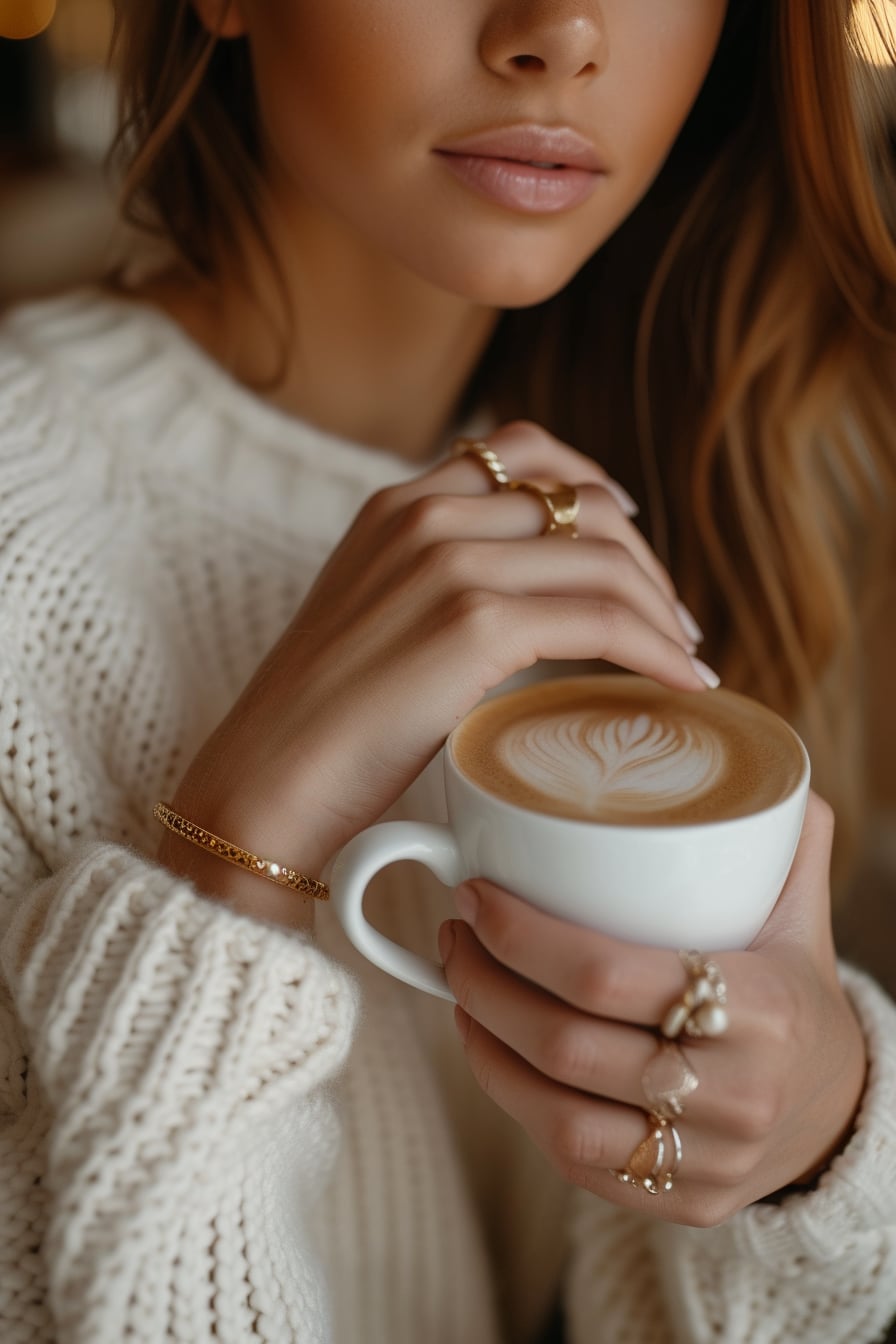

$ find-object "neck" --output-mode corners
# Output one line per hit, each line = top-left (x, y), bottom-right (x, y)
(136, 209), (499, 463)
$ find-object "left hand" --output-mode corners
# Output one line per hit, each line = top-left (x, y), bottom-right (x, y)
(438, 792), (867, 1226)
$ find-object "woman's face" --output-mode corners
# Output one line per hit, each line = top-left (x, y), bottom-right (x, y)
(228, 0), (729, 307)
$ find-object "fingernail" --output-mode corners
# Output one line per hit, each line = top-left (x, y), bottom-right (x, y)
(438, 920), (456, 965)
(676, 601), (705, 645)
(606, 480), (639, 518)
(454, 883), (479, 927)
(454, 1005), (472, 1043)
(690, 656), (721, 689)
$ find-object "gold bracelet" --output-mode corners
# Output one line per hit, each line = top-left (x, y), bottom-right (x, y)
(153, 802), (330, 901)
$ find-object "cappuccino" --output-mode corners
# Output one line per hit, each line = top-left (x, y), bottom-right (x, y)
(332, 674), (811, 994)
(451, 676), (804, 825)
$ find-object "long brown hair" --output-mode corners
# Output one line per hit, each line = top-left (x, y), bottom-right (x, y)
(110, 1), (896, 873)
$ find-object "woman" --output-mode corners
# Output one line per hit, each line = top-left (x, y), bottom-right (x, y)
(1, 1), (894, 1340)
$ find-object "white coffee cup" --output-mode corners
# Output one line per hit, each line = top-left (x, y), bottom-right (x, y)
(330, 676), (810, 1001)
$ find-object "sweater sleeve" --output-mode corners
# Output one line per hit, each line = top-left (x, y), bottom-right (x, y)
(0, 840), (359, 1344)
(0, 301), (364, 1343)
(563, 963), (896, 1344)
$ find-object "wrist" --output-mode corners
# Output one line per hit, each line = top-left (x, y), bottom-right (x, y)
(157, 720), (361, 925)
(154, 798), (327, 933)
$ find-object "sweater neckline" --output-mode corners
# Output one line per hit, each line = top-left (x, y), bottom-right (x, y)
(6, 286), (499, 488)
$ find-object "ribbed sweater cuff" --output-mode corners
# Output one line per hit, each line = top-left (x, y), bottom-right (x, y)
(2, 839), (359, 1142)
(717, 962), (896, 1268)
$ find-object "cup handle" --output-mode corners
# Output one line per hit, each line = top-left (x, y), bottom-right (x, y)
(329, 821), (465, 1001)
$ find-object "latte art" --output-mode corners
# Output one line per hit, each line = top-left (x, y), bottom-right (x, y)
(497, 712), (725, 821)
(452, 675), (805, 825)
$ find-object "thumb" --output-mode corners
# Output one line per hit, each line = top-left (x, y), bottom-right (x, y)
(751, 791), (835, 951)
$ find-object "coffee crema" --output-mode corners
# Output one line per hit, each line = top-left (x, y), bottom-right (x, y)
(451, 676), (805, 825)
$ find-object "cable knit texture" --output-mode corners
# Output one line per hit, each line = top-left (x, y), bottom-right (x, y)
(0, 290), (894, 1343)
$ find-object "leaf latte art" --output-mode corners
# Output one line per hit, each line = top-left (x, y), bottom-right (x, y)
(495, 712), (726, 820)
(453, 677), (806, 824)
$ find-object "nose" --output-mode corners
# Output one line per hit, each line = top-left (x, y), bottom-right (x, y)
(479, 0), (607, 82)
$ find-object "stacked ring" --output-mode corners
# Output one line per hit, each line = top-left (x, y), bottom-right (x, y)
(641, 1040), (699, 1120)
(662, 951), (729, 1040)
(614, 950), (729, 1196)
(613, 1113), (682, 1196)
(509, 480), (581, 538)
(451, 439), (580, 539)
(451, 438), (513, 490)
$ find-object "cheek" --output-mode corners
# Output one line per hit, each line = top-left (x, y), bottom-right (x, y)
(611, 4), (728, 175)
(245, 3), (442, 163)
(247, 17), (359, 152)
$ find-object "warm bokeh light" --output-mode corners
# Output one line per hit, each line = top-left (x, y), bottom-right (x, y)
(0, 0), (57, 40)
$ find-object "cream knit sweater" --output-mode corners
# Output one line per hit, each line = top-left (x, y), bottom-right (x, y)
(0, 290), (894, 1344)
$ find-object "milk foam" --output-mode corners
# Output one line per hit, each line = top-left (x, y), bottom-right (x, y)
(452, 676), (805, 825)
(496, 711), (725, 819)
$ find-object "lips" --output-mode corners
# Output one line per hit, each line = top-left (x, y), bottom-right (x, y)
(436, 125), (607, 174)
(434, 124), (606, 214)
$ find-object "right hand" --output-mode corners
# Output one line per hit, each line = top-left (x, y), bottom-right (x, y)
(161, 421), (712, 906)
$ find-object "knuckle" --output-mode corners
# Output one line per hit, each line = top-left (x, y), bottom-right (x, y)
(749, 967), (803, 1049)
(537, 1021), (594, 1086)
(595, 537), (632, 569)
(766, 981), (803, 1049)
(742, 1088), (784, 1141)
(357, 485), (396, 528)
(471, 1054), (497, 1103)
(709, 1142), (763, 1189)
(445, 587), (502, 639)
(593, 599), (628, 642)
(451, 971), (476, 1018)
(679, 1196), (740, 1230)
(723, 1076), (784, 1142)
(592, 541), (644, 592)
(422, 539), (470, 589)
(571, 952), (623, 1015)
(490, 420), (597, 479)
(583, 483), (623, 523)
(398, 494), (452, 545)
(492, 418), (546, 448)
(546, 1109), (604, 1172)
(474, 903), (519, 970)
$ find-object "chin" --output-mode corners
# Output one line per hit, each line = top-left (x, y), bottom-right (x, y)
(428, 249), (589, 310)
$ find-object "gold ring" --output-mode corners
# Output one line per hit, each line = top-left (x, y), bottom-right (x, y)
(451, 438), (512, 491)
(641, 1040), (699, 1120)
(661, 950), (729, 1041)
(508, 480), (580, 538)
(612, 1112), (682, 1195)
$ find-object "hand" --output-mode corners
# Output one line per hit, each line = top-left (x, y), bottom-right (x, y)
(439, 792), (867, 1226)
(160, 421), (711, 908)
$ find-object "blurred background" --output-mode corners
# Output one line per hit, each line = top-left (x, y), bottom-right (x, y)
(0, 0), (118, 299)
(0, 1), (894, 992)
